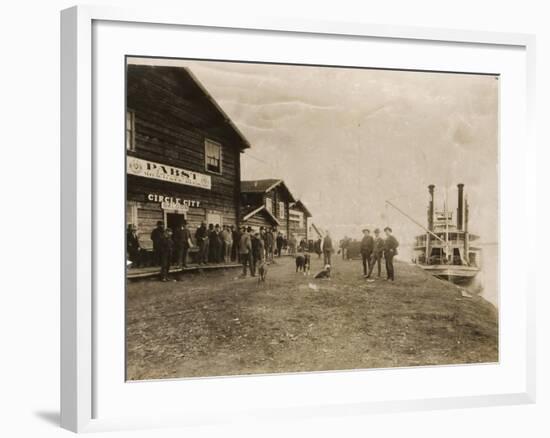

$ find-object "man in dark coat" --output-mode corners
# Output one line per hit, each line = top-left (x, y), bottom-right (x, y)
(360, 228), (374, 277)
(195, 222), (208, 265)
(368, 228), (384, 278)
(159, 229), (174, 281)
(276, 232), (284, 257)
(383, 227), (399, 281)
(266, 227), (274, 261)
(150, 221), (164, 266)
(173, 221), (192, 269)
(127, 224), (141, 267)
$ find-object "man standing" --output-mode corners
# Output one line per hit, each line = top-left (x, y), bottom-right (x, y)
(207, 224), (218, 263)
(230, 225), (239, 262)
(195, 222), (208, 265)
(266, 227), (274, 262)
(384, 227), (399, 281)
(127, 224), (141, 267)
(159, 228), (174, 282)
(322, 231), (333, 266)
(360, 228), (374, 277)
(341, 236), (350, 261)
(251, 231), (265, 276)
(173, 220), (192, 269)
(368, 228), (384, 278)
(221, 225), (233, 263)
(150, 221), (164, 266)
(239, 226), (253, 276)
(276, 232), (284, 257)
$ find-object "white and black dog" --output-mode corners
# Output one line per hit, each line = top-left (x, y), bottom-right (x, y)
(295, 253), (311, 275)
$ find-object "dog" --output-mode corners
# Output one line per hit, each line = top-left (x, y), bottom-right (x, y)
(258, 260), (268, 282)
(295, 253), (311, 275)
(314, 264), (331, 279)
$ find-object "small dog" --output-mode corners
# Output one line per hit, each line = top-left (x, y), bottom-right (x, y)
(295, 253), (311, 275)
(258, 261), (268, 282)
(314, 264), (331, 279)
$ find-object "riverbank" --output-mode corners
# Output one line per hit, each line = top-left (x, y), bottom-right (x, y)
(126, 256), (498, 380)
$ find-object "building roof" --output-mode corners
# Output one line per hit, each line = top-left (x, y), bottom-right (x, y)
(241, 205), (281, 226)
(241, 179), (297, 202)
(127, 64), (251, 151)
(290, 200), (312, 218)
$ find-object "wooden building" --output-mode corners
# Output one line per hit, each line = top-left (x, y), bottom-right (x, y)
(126, 64), (250, 252)
(289, 200), (312, 242)
(240, 179), (296, 237)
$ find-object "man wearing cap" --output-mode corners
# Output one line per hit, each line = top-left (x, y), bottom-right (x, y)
(383, 227), (399, 281)
(360, 228), (374, 277)
(321, 230), (334, 266)
(239, 226), (253, 277)
(368, 228), (385, 278)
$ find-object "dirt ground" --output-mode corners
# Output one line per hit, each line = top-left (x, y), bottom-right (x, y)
(126, 254), (498, 380)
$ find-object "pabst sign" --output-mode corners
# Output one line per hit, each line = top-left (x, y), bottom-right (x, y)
(127, 156), (211, 190)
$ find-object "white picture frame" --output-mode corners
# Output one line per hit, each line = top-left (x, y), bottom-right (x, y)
(60, 5), (536, 433)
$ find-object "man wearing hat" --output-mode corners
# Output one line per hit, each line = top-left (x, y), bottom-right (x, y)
(383, 227), (399, 281)
(173, 220), (192, 269)
(150, 220), (165, 266)
(367, 228), (385, 278)
(239, 226), (254, 277)
(360, 228), (374, 277)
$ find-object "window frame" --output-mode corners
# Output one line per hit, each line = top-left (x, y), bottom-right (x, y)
(279, 201), (285, 219)
(204, 138), (223, 175)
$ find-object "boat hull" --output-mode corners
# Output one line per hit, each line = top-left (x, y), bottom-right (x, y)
(417, 264), (479, 284)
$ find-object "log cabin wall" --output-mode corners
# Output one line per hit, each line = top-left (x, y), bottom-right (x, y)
(126, 64), (248, 248)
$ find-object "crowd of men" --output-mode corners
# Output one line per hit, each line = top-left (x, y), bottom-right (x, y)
(127, 221), (399, 282)
(339, 227), (399, 281)
(127, 221), (293, 281)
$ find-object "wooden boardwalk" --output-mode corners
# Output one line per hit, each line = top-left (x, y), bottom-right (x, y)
(127, 262), (242, 279)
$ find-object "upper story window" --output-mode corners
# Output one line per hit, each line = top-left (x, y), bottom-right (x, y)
(279, 201), (285, 219)
(265, 197), (273, 213)
(205, 138), (222, 174)
(126, 110), (136, 151)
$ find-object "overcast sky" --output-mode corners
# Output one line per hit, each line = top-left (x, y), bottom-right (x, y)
(129, 57), (499, 245)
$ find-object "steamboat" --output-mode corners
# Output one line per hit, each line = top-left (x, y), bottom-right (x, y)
(388, 184), (481, 284)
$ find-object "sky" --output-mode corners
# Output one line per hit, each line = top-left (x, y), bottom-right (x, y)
(129, 57), (499, 245)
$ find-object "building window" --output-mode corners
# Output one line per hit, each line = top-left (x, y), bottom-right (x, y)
(126, 110), (135, 151)
(205, 138), (222, 174)
(279, 202), (285, 219)
(265, 197), (273, 213)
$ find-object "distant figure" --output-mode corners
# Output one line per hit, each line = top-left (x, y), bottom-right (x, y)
(340, 236), (350, 261)
(173, 221), (192, 269)
(150, 221), (164, 266)
(159, 228), (174, 282)
(251, 232), (265, 276)
(276, 232), (284, 257)
(195, 222), (208, 265)
(230, 225), (239, 262)
(314, 238), (322, 258)
(266, 227), (275, 261)
(314, 264), (331, 279)
(383, 227), (399, 281)
(360, 228), (374, 277)
(289, 234), (297, 255)
(221, 225), (232, 263)
(208, 224), (218, 263)
(322, 231), (333, 266)
(368, 228), (384, 278)
(126, 224), (141, 267)
(239, 226), (253, 277)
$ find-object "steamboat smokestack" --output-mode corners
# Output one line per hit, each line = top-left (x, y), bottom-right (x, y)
(428, 184), (435, 231)
(457, 183), (464, 231)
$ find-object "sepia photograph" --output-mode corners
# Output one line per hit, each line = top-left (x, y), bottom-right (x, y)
(125, 56), (499, 381)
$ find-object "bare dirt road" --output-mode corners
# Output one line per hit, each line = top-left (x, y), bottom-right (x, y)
(126, 254), (498, 380)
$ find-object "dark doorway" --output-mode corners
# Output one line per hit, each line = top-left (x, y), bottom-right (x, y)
(166, 213), (186, 233)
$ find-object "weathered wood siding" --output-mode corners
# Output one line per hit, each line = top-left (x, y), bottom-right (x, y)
(126, 65), (244, 244)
